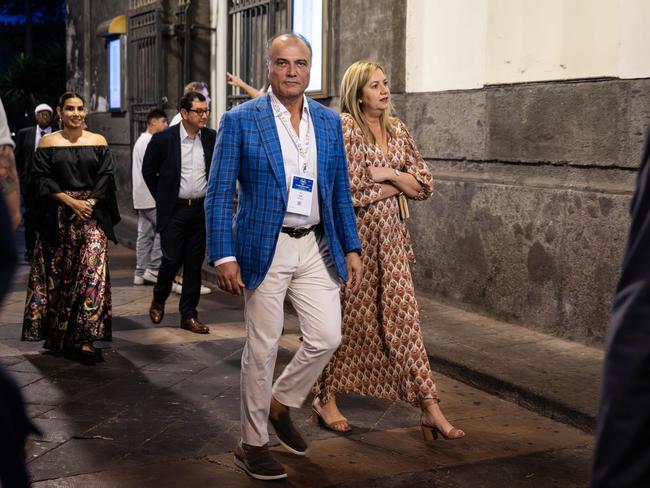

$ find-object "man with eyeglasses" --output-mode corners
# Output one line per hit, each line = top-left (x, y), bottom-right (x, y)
(169, 81), (211, 128)
(169, 81), (213, 296)
(142, 91), (216, 334)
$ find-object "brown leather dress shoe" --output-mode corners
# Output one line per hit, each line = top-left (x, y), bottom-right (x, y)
(149, 300), (164, 324)
(180, 317), (210, 334)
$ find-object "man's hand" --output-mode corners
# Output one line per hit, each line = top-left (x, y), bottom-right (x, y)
(215, 261), (245, 295)
(344, 252), (363, 293)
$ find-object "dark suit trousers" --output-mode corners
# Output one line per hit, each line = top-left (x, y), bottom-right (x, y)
(591, 127), (650, 487)
(154, 203), (206, 319)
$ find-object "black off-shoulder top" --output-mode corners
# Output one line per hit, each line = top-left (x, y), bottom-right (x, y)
(28, 145), (121, 243)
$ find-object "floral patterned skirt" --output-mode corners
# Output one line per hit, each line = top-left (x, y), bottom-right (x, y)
(22, 191), (112, 352)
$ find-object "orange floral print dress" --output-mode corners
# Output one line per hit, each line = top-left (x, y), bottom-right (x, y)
(314, 114), (437, 406)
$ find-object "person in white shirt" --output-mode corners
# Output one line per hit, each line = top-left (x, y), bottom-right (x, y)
(132, 109), (168, 285)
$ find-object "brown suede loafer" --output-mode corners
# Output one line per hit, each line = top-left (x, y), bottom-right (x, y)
(234, 442), (287, 480)
(149, 300), (164, 324)
(180, 317), (210, 334)
(269, 409), (308, 456)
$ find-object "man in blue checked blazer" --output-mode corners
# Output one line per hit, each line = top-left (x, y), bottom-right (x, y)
(205, 33), (362, 481)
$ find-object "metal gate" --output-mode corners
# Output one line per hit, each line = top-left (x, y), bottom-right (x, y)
(227, 0), (291, 108)
(127, 0), (164, 143)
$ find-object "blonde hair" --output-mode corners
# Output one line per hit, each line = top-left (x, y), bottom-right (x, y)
(340, 61), (393, 144)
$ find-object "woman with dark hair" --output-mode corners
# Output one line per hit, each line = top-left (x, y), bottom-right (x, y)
(21, 91), (120, 364)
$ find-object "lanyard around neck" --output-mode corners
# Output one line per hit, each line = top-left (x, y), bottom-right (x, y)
(271, 96), (311, 174)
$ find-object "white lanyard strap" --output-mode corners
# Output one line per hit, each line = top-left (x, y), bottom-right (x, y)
(271, 96), (311, 174)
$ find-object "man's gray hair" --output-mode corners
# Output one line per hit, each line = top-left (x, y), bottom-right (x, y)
(266, 32), (313, 63)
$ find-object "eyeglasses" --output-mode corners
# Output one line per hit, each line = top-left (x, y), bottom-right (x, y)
(188, 109), (210, 117)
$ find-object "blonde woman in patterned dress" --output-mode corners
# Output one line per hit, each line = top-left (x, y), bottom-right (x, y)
(312, 61), (464, 441)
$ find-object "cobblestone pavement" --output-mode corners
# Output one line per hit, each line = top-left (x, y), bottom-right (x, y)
(0, 243), (593, 487)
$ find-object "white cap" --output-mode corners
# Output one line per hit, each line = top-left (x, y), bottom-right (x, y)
(34, 103), (53, 115)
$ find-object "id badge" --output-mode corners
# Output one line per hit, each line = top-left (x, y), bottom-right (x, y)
(287, 175), (314, 216)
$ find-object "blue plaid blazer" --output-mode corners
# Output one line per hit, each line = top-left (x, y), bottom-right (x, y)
(205, 94), (361, 290)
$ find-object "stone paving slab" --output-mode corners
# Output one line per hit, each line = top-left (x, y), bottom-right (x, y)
(29, 397), (592, 487)
(1, 242), (595, 486)
(173, 235), (605, 434)
(416, 296), (603, 432)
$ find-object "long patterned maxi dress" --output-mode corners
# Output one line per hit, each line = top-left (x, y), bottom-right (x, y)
(22, 146), (120, 353)
(314, 114), (437, 406)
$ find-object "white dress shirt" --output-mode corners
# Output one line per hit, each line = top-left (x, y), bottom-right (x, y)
(132, 131), (156, 209)
(270, 92), (320, 228)
(34, 126), (52, 149)
(178, 121), (207, 200)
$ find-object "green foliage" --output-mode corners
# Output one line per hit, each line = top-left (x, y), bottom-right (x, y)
(0, 42), (66, 131)
(0, 0), (66, 131)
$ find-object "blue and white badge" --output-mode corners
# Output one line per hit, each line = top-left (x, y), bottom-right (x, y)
(287, 175), (314, 216)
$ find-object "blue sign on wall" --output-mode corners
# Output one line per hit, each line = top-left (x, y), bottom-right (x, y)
(108, 38), (121, 110)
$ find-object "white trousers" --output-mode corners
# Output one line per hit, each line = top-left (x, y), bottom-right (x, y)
(241, 231), (342, 446)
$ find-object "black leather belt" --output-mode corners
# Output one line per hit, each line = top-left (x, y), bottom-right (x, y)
(281, 224), (321, 238)
(176, 197), (205, 206)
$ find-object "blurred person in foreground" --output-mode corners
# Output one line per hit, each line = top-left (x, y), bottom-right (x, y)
(591, 127), (650, 487)
(0, 197), (34, 488)
(0, 96), (37, 488)
(0, 97), (20, 230)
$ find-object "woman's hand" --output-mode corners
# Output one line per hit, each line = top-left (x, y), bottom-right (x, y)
(367, 166), (395, 183)
(369, 165), (425, 199)
(69, 198), (94, 221)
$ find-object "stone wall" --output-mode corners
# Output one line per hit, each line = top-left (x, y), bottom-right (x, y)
(399, 79), (650, 343)
(329, 0), (646, 343)
(65, 0), (648, 343)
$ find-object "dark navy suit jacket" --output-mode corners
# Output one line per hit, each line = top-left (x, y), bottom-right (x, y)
(142, 123), (216, 232)
(592, 127), (650, 487)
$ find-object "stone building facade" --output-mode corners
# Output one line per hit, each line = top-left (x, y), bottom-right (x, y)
(65, 0), (650, 343)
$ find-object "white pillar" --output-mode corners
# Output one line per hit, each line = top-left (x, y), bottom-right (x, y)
(210, 0), (229, 128)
